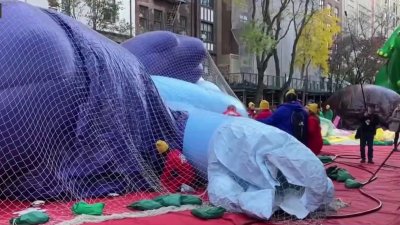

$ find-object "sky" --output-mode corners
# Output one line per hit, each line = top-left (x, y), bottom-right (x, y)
(23, 0), (49, 9)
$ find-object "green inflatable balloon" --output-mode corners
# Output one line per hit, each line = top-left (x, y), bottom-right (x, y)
(376, 26), (400, 93)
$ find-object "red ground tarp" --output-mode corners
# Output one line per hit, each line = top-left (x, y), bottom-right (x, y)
(1, 146), (400, 225)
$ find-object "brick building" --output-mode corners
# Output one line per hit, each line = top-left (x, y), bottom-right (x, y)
(135, 0), (218, 58)
(136, 0), (191, 35)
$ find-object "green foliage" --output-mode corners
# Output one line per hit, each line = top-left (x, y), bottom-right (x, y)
(241, 22), (277, 57)
(60, 0), (132, 34)
(83, 0), (121, 30)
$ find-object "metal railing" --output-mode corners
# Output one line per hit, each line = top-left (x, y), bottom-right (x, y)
(225, 73), (348, 93)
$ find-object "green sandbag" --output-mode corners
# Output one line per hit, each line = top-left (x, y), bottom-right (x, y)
(191, 206), (226, 220)
(345, 179), (363, 189)
(128, 200), (163, 211)
(323, 139), (331, 145)
(153, 194), (182, 207)
(337, 169), (354, 182)
(72, 202), (105, 216)
(319, 156), (333, 163)
(326, 166), (337, 175)
(374, 140), (394, 146)
(181, 195), (202, 205)
(10, 211), (49, 225)
(326, 166), (339, 180)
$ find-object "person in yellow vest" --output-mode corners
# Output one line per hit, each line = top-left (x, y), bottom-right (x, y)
(255, 100), (272, 120)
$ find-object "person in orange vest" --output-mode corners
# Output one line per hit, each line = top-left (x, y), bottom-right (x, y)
(156, 140), (195, 192)
(306, 103), (323, 155)
(247, 102), (256, 118)
(223, 105), (241, 117)
(255, 100), (272, 120)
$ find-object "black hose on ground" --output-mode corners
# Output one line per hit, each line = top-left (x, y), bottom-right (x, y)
(324, 153), (388, 219)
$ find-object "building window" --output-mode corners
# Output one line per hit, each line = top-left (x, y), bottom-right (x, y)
(139, 6), (149, 32)
(334, 7), (339, 17)
(240, 14), (248, 23)
(179, 16), (187, 34)
(200, 22), (213, 43)
(319, 0), (324, 9)
(203, 60), (210, 75)
(201, 0), (214, 8)
(201, 7), (214, 22)
(103, 0), (117, 23)
(154, 9), (163, 30)
(326, 3), (332, 9)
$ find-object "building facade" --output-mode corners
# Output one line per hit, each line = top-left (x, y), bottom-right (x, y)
(342, 0), (379, 37)
(374, 0), (400, 37)
(216, 0), (245, 75)
(340, 0), (400, 37)
(135, 0), (191, 36)
(320, 0), (343, 21)
(197, 0), (216, 56)
(135, 0), (218, 55)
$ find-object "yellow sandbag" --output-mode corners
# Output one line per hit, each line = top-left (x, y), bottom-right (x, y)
(375, 128), (385, 141)
(383, 130), (395, 141)
(325, 136), (348, 144)
(374, 128), (395, 142)
(348, 133), (356, 140)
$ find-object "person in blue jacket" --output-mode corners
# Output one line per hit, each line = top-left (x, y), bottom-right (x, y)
(258, 89), (308, 144)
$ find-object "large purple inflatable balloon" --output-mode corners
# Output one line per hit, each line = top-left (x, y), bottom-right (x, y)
(0, 2), (186, 200)
(121, 31), (207, 83)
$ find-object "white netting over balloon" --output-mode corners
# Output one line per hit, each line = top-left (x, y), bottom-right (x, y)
(0, 1), (333, 224)
(0, 0), (204, 222)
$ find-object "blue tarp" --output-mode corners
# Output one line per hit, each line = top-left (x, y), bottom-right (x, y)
(0, 2), (186, 200)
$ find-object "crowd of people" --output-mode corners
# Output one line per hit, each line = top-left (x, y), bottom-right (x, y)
(222, 89), (325, 155)
(244, 92), (385, 164)
(254, 89), (323, 155)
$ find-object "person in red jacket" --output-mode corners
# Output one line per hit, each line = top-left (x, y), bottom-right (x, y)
(255, 100), (272, 120)
(247, 102), (257, 118)
(306, 103), (323, 155)
(156, 140), (195, 192)
(223, 105), (241, 117)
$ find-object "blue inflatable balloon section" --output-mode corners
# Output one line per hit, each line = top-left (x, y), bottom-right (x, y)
(152, 76), (247, 175)
(152, 76), (247, 117)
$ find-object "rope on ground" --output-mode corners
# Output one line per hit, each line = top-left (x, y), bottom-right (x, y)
(56, 205), (201, 225)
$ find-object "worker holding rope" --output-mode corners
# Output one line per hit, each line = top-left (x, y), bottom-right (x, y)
(357, 109), (379, 164)
(389, 104), (400, 151)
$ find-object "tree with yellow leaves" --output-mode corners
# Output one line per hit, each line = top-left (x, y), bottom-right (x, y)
(296, 8), (341, 79)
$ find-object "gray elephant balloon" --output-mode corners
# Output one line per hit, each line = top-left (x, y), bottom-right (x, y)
(327, 84), (400, 131)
